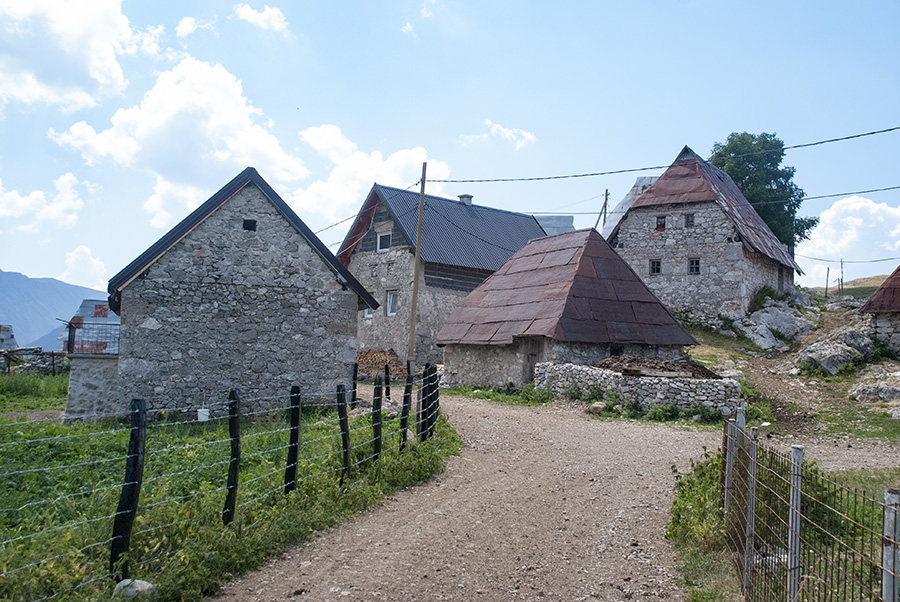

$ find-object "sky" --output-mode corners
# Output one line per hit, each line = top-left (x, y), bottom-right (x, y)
(0, 0), (898, 293)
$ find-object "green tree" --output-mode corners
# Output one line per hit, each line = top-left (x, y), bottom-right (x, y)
(709, 132), (818, 249)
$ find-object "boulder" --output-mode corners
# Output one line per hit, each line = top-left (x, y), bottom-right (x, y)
(113, 579), (156, 599)
(843, 331), (876, 359)
(734, 306), (817, 350)
(850, 381), (900, 403)
(589, 402), (607, 414)
(798, 341), (860, 376)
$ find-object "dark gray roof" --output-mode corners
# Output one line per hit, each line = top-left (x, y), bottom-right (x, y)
(108, 167), (378, 312)
(338, 184), (547, 272)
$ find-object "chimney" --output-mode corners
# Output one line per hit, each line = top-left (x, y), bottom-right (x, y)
(458, 194), (473, 206)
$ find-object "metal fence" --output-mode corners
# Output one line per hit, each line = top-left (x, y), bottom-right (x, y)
(723, 412), (900, 601)
(66, 321), (119, 354)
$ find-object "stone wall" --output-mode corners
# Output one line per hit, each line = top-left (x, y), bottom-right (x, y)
(534, 362), (741, 415)
(612, 201), (788, 323)
(116, 182), (361, 416)
(870, 312), (900, 354)
(65, 354), (119, 420)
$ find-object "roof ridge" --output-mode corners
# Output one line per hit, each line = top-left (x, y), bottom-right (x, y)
(373, 182), (536, 219)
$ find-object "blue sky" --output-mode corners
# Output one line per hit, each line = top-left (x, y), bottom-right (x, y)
(1, 0), (898, 292)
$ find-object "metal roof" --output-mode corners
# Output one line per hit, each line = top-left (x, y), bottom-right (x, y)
(601, 176), (658, 239)
(437, 229), (697, 346)
(107, 167), (378, 312)
(337, 184), (547, 272)
(628, 147), (802, 274)
(860, 264), (900, 314)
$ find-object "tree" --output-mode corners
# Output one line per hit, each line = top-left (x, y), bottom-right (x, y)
(709, 132), (818, 250)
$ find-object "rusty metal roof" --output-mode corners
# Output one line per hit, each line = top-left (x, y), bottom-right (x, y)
(860, 265), (900, 314)
(337, 184), (546, 272)
(629, 146), (802, 274)
(436, 229), (696, 346)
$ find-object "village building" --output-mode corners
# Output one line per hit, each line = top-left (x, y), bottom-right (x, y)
(437, 229), (696, 387)
(0, 325), (17, 350)
(861, 264), (900, 354)
(93, 167), (377, 418)
(337, 184), (559, 367)
(607, 146), (802, 323)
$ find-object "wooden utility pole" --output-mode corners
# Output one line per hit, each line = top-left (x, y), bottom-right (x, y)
(840, 259), (844, 293)
(825, 266), (830, 298)
(407, 162), (427, 368)
(592, 189), (609, 230)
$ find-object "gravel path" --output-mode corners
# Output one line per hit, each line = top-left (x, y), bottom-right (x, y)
(214, 396), (719, 602)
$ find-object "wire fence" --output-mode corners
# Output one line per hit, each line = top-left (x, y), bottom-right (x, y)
(0, 363), (444, 602)
(722, 412), (900, 601)
(65, 321), (120, 355)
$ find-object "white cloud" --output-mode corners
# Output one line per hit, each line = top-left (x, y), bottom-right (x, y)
(233, 4), (288, 32)
(289, 124), (450, 225)
(401, 22), (414, 34)
(796, 195), (900, 287)
(0, 173), (85, 228)
(421, 0), (437, 18)
(50, 56), (308, 227)
(176, 16), (216, 39)
(461, 119), (537, 150)
(0, 1), (163, 110)
(58, 245), (107, 290)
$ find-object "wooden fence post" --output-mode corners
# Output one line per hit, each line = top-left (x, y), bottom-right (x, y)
(372, 376), (383, 461)
(400, 374), (413, 451)
(109, 398), (147, 581)
(222, 390), (241, 526)
(743, 427), (758, 596)
(884, 488), (900, 602)
(724, 419), (736, 513)
(337, 385), (351, 486)
(788, 444), (804, 602)
(384, 365), (391, 403)
(351, 363), (359, 408)
(284, 385), (302, 495)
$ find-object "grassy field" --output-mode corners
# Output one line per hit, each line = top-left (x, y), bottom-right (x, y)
(0, 371), (68, 413)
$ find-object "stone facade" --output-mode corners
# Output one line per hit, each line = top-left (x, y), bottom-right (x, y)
(65, 354), (119, 419)
(116, 183), (361, 415)
(870, 313), (900, 354)
(442, 339), (685, 388)
(611, 201), (793, 323)
(534, 362), (741, 415)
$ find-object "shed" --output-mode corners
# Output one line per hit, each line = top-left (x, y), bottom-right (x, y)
(860, 265), (900, 354)
(437, 229), (696, 387)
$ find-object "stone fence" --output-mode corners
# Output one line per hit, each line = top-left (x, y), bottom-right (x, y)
(534, 362), (741, 416)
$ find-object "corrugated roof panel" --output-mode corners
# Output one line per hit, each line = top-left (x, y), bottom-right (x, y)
(861, 265), (900, 313)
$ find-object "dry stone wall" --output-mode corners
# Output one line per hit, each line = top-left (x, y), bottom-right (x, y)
(534, 362), (741, 415)
(65, 354), (119, 420)
(870, 313), (900, 355)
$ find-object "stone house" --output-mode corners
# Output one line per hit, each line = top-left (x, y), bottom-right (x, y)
(0, 325), (17, 350)
(102, 167), (377, 416)
(861, 264), (900, 354)
(337, 184), (552, 367)
(607, 146), (802, 323)
(437, 229), (696, 387)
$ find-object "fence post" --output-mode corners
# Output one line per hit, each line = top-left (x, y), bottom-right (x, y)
(222, 390), (242, 526)
(351, 362), (359, 408)
(337, 384), (351, 486)
(419, 363), (431, 442)
(884, 488), (900, 602)
(110, 398), (146, 581)
(284, 385), (302, 495)
(400, 373), (413, 451)
(743, 426), (758, 596)
(736, 403), (746, 446)
(724, 418), (736, 513)
(373, 376), (383, 461)
(788, 444), (804, 602)
(428, 365), (439, 438)
(384, 364), (391, 403)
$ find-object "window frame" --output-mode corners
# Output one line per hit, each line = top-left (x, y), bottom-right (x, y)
(386, 290), (399, 316)
(684, 213), (695, 228)
(688, 258), (701, 275)
(363, 307), (373, 319)
(655, 216), (666, 231)
(649, 259), (661, 275)
(376, 232), (392, 252)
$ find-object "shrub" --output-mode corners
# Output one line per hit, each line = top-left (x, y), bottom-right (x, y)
(623, 398), (644, 419)
(563, 384), (584, 401)
(748, 285), (787, 314)
(646, 402), (681, 422)
(519, 383), (555, 405)
(689, 402), (723, 424)
(667, 448), (725, 550)
(738, 379), (760, 399)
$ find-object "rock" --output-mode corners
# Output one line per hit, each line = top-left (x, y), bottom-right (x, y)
(798, 341), (860, 376)
(732, 305), (817, 350)
(843, 331), (876, 359)
(113, 579), (156, 599)
(850, 382), (900, 403)
(893, 407), (900, 420)
(589, 402), (607, 414)
(718, 369), (745, 381)
(791, 289), (815, 307)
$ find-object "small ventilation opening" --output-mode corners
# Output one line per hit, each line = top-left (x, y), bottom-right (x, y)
(242, 219), (257, 232)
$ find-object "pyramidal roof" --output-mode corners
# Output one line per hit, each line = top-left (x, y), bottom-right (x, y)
(628, 146), (802, 274)
(861, 265), (900, 314)
(437, 229), (696, 346)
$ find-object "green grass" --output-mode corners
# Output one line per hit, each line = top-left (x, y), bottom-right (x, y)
(443, 382), (555, 405)
(0, 372), (68, 413)
(830, 466), (900, 497)
(0, 404), (461, 601)
(685, 324), (761, 354)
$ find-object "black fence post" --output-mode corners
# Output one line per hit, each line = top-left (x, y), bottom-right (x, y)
(337, 385), (351, 486)
(222, 390), (241, 526)
(373, 376), (383, 461)
(110, 398), (147, 582)
(384, 365), (391, 403)
(284, 385), (302, 495)
(419, 363), (431, 442)
(400, 374), (413, 451)
(428, 365), (439, 439)
(351, 363), (359, 408)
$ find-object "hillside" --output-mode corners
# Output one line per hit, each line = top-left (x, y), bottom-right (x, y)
(810, 274), (889, 298)
(0, 269), (104, 346)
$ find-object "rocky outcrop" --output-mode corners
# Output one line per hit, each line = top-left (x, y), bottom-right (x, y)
(798, 341), (861, 376)
(734, 304), (818, 350)
(850, 381), (900, 403)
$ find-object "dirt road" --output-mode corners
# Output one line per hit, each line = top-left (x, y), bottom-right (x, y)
(214, 396), (719, 602)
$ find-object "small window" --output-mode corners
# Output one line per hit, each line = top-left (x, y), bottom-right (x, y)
(688, 258), (700, 275)
(655, 216), (666, 231)
(386, 291), (399, 316)
(684, 214), (695, 228)
(377, 232), (392, 252)
(242, 219), (257, 231)
(650, 260), (661, 275)
(363, 307), (373, 318)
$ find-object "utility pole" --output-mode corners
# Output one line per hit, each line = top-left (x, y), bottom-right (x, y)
(824, 267), (830, 298)
(407, 162), (427, 368)
(840, 259), (844, 293)
(592, 189), (609, 231)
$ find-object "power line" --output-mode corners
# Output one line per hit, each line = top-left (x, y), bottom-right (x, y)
(795, 254), (900, 265)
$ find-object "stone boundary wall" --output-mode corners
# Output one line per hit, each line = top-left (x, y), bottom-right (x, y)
(534, 362), (741, 416)
(65, 354), (120, 420)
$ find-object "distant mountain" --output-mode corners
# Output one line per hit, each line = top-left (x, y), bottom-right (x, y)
(0, 269), (105, 347)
